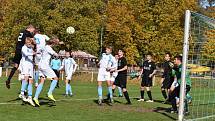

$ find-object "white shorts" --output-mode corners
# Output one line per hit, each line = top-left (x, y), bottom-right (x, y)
(66, 72), (73, 80)
(39, 67), (57, 79)
(35, 54), (42, 65)
(21, 63), (34, 79)
(97, 68), (111, 81)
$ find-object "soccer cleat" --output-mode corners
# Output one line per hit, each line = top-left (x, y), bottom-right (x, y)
(98, 99), (102, 105)
(48, 94), (56, 101)
(69, 93), (73, 97)
(146, 100), (154, 103)
(137, 99), (145, 102)
(27, 97), (35, 107)
(110, 98), (114, 104)
(33, 97), (40, 106)
(118, 95), (123, 97)
(19, 94), (28, 101)
(5, 80), (10, 89)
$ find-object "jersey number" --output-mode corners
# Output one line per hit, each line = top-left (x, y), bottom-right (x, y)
(35, 38), (40, 44)
(18, 33), (23, 41)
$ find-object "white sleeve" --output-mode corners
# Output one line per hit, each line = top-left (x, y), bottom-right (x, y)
(71, 58), (76, 64)
(43, 35), (50, 41)
(46, 46), (57, 56)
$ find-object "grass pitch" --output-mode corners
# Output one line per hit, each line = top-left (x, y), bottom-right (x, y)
(0, 77), (179, 121)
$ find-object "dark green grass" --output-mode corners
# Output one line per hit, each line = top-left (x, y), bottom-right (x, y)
(0, 77), (178, 121)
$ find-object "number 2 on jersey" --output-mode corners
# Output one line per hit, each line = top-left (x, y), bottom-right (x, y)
(18, 33), (23, 41)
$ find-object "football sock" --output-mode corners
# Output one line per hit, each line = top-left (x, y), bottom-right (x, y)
(48, 80), (57, 95)
(161, 90), (167, 99)
(118, 87), (122, 96)
(108, 86), (113, 98)
(66, 83), (69, 95)
(141, 90), (144, 99)
(21, 80), (28, 94)
(98, 86), (102, 99)
(34, 71), (39, 84)
(69, 84), (72, 95)
(123, 91), (131, 103)
(147, 91), (152, 100)
(34, 83), (44, 99)
(27, 83), (33, 97)
(7, 67), (17, 81)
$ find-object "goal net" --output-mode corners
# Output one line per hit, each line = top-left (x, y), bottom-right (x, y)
(179, 10), (215, 121)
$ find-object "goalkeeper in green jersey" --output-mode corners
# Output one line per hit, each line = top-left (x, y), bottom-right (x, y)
(169, 55), (191, 114)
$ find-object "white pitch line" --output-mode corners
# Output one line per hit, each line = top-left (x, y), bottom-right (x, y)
(0, 97), (139, 105)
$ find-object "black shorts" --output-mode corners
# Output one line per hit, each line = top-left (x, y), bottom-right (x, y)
(12, 49), (22, 64)
(53, 69), (60, 78)
(114, 73), (127, 89)
(141, 76), (152, 87)
(161, 76), (174, 89)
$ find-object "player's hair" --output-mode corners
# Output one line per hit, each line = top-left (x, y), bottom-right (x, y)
(146, 52), (153, 56)
(26, 24), (35, 29)
(174, 55), (182, 62)
(106, 46), (113, 51)
(165, 52), (172, 58)
(25, 37), (33, 43)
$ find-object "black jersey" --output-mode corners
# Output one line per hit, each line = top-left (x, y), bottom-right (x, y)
(162, 60), (173, 78)
(142, 60), (156, 76)
(16, 30), (34, 50)
(117, 56), (127, 75)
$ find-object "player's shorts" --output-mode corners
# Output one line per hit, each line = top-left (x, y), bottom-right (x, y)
(39, 66), (57, 79)
(21, 63), (34, 79)
(97, 68), (111, 81)
(110, 72), (118, 82)
(35, 54), (42, 65)
(114, 73), (127, 89)
(141, 76), (153, 87)
(65, 72), (73, 80)
(12, 49), (22, 64)
(161, 76), (174, 89)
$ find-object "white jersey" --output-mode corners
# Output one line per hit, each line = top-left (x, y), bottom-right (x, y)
(39, 45), (57, 69)
(34, 34), (49, 51)
(99, 53), (115, 69)
(21, 45), (34, 65)
(34, 34), (50, 64)
(61, 58), (77, 75)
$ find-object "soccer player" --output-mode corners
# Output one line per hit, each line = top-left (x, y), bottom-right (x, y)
(112, 54), (123, 97)
(169, 55), (191, 114)
(5, 25), (35, 89)
(59, 51), (77, 96)
(34, 28), (50, 87)
(114, 50), (131, 104)
(51, 56), (61, 88)
(97, 46), (115, 105)
(160, 53), (174, 102)
(138, 53), (156, 102)
(33, 37), (60, 106)
(19, 37), (36, 106)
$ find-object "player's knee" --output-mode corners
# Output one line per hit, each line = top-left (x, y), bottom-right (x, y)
(146, 87), (150, 91)
(140, 86), (144, 90)
(122, 88), (127, 92)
